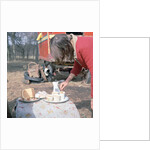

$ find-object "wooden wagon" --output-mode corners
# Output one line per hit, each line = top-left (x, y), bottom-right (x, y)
(37, 32), (93, 82)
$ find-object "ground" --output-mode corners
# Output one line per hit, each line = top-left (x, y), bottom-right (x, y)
(7, 60), (92, 118)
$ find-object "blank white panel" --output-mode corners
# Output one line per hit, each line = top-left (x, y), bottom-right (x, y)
(100, 0), (150, 37)
(100, 141), (150, 150)
(100, 38), (149, 140)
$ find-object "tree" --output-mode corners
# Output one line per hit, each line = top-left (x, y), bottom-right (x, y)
(11, 32), (16, 60)
(7, 33), (11, 61)
(7, 32), (39, 61)
(7, 32), (17, 61)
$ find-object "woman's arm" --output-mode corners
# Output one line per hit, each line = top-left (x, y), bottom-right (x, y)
(66, 73), (75, 83)
(70, 60), (82, 76)
(60, 60), (82, 90)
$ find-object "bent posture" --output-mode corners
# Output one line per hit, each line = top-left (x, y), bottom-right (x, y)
(50, 34), (93, 109)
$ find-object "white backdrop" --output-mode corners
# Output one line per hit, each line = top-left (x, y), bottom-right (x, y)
(100, 38), (149, 140)
(100, 0), (150, 149)
(100, 0), (150, 37)
(0, 0), (100, 149)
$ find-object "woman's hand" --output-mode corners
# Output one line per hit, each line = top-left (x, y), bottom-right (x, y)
(60, 81), (69, 91)
(60, 73), (75, 91)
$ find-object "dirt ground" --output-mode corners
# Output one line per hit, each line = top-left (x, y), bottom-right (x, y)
(7, 60), (92, 118)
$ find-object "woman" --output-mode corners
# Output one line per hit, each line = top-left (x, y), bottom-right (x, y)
(50, 34), (93, 109)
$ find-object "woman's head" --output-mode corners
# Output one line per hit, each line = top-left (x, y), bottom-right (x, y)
(50, 34), (74, 63)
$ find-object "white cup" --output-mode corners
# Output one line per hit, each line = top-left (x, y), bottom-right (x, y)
(53, 95), (61, 102)
(46, 94), (53, 101)
(60, 91), (65, 100)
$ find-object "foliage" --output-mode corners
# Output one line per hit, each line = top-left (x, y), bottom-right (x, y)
(7, 32), (38, 61)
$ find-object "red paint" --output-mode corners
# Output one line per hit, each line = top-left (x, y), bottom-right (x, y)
(38, 32), (93, 62)
(56, 106), (60, 109)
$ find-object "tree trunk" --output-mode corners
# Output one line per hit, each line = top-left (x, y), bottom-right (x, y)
(33, 47), (35, 59)
(7, 48), (9, 61)
(27, 49), (29, 60)
(11, 32), (16, 60)
(7, 34), (9, 61)
(35, 44), (39, 63)
(22, 48), (25, 59)
(35, 33), (39, 63)
(12, 44), (16, 60)
(7, 33), (11, 61)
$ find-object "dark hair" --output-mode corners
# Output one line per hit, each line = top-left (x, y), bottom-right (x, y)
(50, 34), (74, 63)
